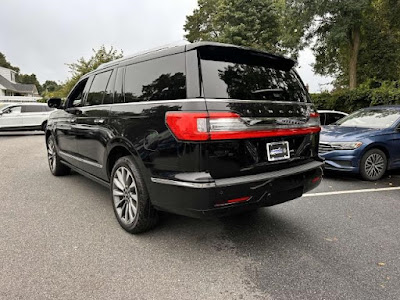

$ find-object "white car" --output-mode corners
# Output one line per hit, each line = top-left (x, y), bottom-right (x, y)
(0, 103), (55, 131)
(318, 110), (348, 126)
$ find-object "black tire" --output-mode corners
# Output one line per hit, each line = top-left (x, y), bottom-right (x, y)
(110, 156), (158, 233)
(360, 148), (387, 181)
(47, 135), (70, 176)
(41, 121), (47, 132)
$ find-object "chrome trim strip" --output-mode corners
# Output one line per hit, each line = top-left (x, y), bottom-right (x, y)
(80, 99), (205, 109)
(205, 99), (313, 105)
(150, 178), (216, 189)
(76, 98), (313, 108)
(151, 161), (324, 189)
(59, 151), (103, 168)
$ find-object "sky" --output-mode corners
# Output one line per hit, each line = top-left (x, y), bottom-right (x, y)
(0, 0), (332, 93)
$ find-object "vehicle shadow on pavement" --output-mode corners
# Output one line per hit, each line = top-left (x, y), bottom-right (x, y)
(151, 206), (310, 246)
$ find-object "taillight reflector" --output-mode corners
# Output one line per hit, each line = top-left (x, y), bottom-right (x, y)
(165, 112), (321, 141)
(215, 196), (251, 207)
(226, 196), (251, 204)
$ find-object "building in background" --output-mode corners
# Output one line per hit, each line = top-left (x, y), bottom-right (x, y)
(0, 66), (40, 102)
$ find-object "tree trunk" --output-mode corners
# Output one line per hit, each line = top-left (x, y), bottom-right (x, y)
(349, 26), (361, 90)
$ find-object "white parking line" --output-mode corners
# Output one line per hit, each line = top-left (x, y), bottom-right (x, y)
(304, 186), (400, 197)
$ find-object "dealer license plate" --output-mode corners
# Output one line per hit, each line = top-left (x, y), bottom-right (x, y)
(266, 141), (290, 161)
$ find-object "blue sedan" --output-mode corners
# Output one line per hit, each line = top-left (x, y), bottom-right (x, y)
(319, 105), (400, 181)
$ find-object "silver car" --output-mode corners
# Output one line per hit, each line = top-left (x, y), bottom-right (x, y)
(0, 103), (55, 131)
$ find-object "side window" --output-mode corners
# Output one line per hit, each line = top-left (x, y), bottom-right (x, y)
(103, 70), (117, 105)
(124, 53), (186, 102)
(21, 105), (44, 113)
(114, 68), (125, 103)
(67, 78), (90, 108)
(86, 71), (113, 106)
(326, 113), (343, 125)
(6, 106), (21, 115)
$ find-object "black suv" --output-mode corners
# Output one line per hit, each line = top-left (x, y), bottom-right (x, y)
(46, 42), (323, 233)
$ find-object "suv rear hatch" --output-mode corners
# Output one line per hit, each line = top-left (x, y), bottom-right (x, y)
(197, 45), (320, 179)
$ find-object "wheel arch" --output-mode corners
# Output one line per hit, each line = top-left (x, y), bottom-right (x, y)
(106, 139), (146, 181)
(361, 143), (390, 160)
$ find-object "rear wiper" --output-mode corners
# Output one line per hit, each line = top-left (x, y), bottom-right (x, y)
(251, 88), (284, 94)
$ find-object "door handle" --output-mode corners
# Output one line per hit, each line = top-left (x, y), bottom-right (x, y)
(94, 119), (105, 124)
(70, 118), (77, 123)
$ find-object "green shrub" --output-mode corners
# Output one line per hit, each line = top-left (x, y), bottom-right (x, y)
(310, 81), (400, 113)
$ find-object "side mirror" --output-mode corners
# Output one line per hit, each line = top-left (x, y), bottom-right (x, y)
(48, 98), (63, 109)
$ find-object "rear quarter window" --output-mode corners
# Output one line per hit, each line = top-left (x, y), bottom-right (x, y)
(124, 53), (186, 102)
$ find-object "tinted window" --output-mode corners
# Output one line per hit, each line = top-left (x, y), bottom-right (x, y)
(337, 109), (400, 129)
(67, 78), (89, 108)
(103, 70), (116, 104)
(114, 68), (125, 104)
(124, 53), (186, 102)
(325, 113), (345, 125)
(86, 71), (112, 106)
(21, 105), (45, 113)
(199, 49), (309, 102)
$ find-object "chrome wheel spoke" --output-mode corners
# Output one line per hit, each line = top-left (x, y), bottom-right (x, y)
(113, 189), (124, 197)
(113, 177), (125, 191)
(124, 202), (130, 221)
(114, 197), (125, 208)
(130, 192), (138, 202)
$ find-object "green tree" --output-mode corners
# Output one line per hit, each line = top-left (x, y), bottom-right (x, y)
(0, 52), (20, 73)
(184, 0), (301, 57)
(42, 80), (61, 93)
(58, 45), (123, 98)
(286, 0), (400, 89)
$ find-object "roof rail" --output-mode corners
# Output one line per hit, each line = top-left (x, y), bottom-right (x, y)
(97, 40), (190, 70)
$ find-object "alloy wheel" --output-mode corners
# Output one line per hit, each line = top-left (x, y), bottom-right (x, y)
(364, 153), (385, 179)
(47, 138), (56, 171)
(112, 166), (138, 225)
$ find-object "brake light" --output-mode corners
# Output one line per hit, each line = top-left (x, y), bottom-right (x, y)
(165, 112), (321, 141)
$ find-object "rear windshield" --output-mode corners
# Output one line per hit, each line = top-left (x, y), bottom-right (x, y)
(199, 47), (309, 102)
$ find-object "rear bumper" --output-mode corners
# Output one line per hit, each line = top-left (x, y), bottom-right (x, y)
(149, 160), (324, 218)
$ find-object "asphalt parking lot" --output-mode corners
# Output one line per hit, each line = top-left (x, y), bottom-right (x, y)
(1, 132), (399, 300)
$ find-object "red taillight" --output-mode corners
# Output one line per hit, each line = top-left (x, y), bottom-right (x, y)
(164, 112), (209, 141)
(165, 112), (321, 141)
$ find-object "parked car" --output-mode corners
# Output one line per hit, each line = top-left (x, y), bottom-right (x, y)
(319, 106), (400, 181)
(0, 103), (54, 131)
(318, 110), (348, 126)
(45, 42), (323, 233)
